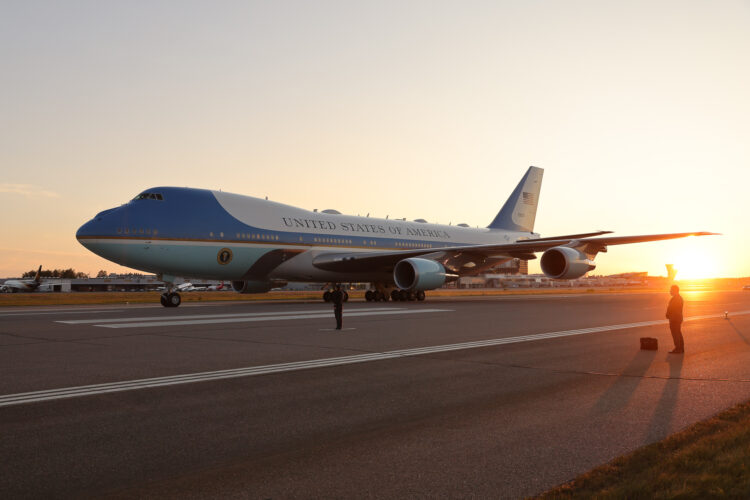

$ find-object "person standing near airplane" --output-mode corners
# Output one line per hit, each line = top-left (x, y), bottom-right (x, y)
(666, 285), (684, 353)
(331, 284), (344, 330)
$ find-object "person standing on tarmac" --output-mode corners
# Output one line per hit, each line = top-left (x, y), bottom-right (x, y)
(666, 284), (684, 353)
(331, 284), (344, 330)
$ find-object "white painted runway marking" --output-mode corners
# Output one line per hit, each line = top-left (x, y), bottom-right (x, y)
(56, 307), (403, 324)
(3, 309), (749, 408)
(80, 308), (451, 328)
(1, 308), (130, 317)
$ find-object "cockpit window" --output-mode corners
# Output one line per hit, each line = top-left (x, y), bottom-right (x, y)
(133, 192), (164, 201)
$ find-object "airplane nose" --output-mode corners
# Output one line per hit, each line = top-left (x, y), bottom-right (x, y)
(76, 219), (96, 248)
(77, 206), (121, 242)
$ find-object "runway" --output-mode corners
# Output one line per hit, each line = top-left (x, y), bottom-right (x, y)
(2, 291), (750, 498)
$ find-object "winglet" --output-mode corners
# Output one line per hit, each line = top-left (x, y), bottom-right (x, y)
(488, 166), (544, 232)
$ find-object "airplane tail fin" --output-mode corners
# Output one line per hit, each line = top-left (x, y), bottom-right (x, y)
(487, 166), (544, 232)
(34, 265), (42, 283)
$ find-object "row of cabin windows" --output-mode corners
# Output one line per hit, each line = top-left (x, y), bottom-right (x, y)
(233, 232), (280, 241)
(314, 237), (353, 245)
(118, 228), (158, 235)
(398, 241), (432, 249)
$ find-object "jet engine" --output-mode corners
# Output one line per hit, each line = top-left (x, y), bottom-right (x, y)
(540, 246), (595, 279)
(231, 280), (274, 294)
(393, 258), (457, 291)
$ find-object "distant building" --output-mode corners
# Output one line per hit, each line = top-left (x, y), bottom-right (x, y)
(489, 258), (527, 275)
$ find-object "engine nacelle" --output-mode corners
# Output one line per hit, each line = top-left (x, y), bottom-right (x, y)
(393, 258), (457, 291)
(231, 280), (274, 294)
(540, 246), (596, 279)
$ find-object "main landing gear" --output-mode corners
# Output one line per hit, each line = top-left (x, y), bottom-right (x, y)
(160, 291), (182, 307)
(322, 287), (349, 303)
(365, 289), (426, 302)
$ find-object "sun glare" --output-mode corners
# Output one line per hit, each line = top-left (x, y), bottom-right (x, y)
(670, 248), (718, 280)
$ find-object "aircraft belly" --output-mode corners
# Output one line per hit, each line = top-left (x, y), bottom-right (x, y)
(84, 240), (273, 280)
(270, 251), (391, 283)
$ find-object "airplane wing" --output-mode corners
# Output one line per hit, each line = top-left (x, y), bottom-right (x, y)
(312, 231), (718, 275)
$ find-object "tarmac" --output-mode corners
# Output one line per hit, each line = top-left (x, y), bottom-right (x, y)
(2, 290), (750, 498)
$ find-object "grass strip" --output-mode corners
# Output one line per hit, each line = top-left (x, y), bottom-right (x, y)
(536, 399), (750, 499)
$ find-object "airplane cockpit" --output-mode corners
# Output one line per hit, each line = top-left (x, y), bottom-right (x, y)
(132, 192), (164, 201)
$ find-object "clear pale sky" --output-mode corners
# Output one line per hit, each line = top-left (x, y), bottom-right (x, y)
(1, 1), (748, 279)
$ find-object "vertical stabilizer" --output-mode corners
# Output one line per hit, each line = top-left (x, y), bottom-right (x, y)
(33, 265), (42, 282)
(487, 166), (544, 232)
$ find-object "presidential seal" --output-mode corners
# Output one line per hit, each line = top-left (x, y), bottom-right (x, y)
(217, 248), (233, 265)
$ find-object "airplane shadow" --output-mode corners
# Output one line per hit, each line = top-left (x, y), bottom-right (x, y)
(644, 354), (683, 444)
(589, 349), (657, 416)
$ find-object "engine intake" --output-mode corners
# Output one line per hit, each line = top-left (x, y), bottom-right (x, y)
(393, 258), (457, 291)
(540, 246), (595, 279)
(231, 280), (274, 294)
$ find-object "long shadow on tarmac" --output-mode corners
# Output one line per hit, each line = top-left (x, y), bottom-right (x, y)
(645, 355), (683, 443)
(727, 319), (750, 345)
(589, 349), (657, 416)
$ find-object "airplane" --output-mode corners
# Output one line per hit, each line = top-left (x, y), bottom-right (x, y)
(174, 282), (195, 292)
(75, 166), (717, 307)
(1, 265), (43, 293)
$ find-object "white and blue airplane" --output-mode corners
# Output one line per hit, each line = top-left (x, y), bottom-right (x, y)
(76, 167), (715, 307)
(1, 265), (43, 293)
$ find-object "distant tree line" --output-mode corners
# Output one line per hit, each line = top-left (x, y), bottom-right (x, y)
(20, 269), (150, 279)
(22, 268), (89, 279)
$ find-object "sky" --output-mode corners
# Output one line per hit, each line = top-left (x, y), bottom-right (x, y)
(1, 0), (748, 279)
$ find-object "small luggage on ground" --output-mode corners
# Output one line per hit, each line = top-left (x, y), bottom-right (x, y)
(640, 337), (658, 350)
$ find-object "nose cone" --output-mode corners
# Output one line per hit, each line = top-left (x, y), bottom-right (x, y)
(76, 219), (96, 248)
(76, 206), (120, 250)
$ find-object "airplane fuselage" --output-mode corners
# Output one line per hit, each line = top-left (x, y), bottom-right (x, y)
(76, 187), (535, 283)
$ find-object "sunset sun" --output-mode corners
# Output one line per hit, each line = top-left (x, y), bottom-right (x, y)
(670, 248), (718, 281)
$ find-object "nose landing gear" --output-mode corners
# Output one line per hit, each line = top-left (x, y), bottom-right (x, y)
(160, 291), (181, 307)
(157, 275), (182, 307)
(364, 287), (426, 302)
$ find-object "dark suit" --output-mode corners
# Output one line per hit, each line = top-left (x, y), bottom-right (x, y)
(331, 289), (344, 329)
(666, 294), (684, 352)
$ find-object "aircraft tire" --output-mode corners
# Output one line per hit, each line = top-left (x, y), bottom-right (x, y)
(365, 290), (374, 302)
(416, 290), (426, 301)
(399, 289), (409, 301)
(168, 292), (182, 307)
(160, 294), (168, 307)
(391, 290), (400, 301)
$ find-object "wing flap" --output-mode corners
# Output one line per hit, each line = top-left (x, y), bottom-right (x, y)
(311, 232), (718, 274)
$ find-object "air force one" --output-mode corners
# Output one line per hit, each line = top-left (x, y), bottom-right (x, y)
(76, 167), (716, 307)
(1, 265), (43, 293)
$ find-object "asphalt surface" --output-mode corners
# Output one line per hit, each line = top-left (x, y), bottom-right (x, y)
(2, 290), (750, 498)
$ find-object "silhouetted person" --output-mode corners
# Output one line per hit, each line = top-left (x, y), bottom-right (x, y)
(331, 284), (344, 330)
(666, 285), (684, 353)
